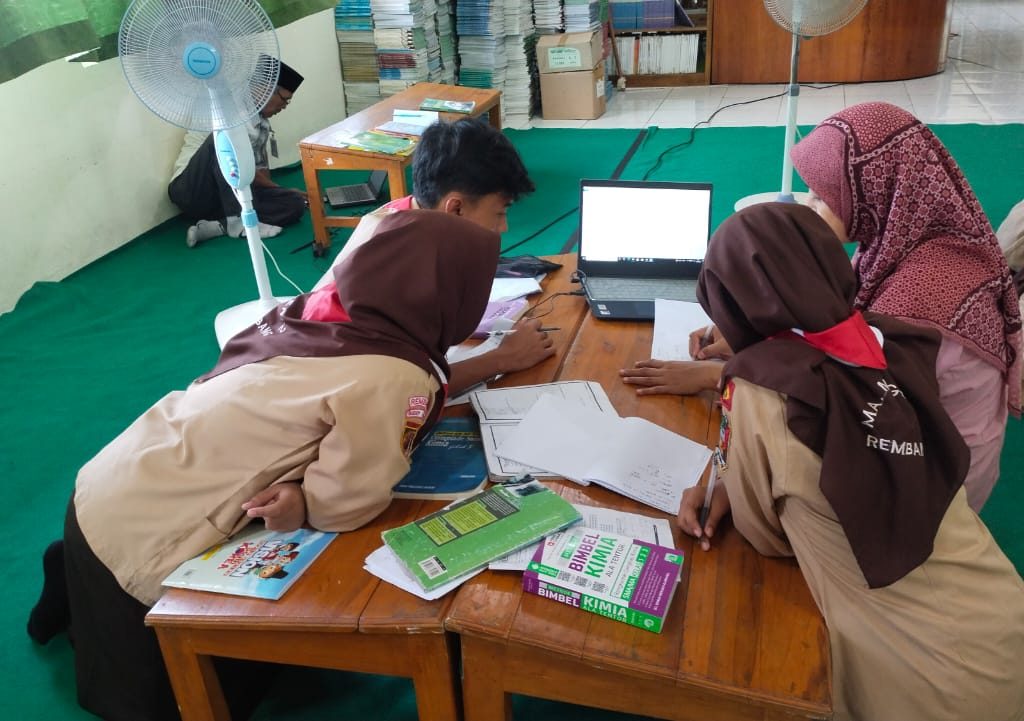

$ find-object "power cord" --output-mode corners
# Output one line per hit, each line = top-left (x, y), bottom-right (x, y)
(261, 240), (306, 295)
(642, 83), (842, 180)
(501, 206), (579, 255)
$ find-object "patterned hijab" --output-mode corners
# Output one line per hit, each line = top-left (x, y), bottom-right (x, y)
(198, 210), (499, 391)
(790, 101), (1022, 414)
(700, 203), (969, 588)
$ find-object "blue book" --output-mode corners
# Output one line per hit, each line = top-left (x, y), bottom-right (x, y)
(393, 416), (489, 499)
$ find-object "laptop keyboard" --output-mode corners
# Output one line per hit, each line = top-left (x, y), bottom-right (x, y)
(586, 277), (698, 301)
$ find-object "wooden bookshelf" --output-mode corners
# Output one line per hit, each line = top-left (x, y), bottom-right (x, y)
(609, 0), (713, 87)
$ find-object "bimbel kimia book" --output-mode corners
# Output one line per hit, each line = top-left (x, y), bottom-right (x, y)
(523, 527), (683, 632)
(162, 525), (335, 600)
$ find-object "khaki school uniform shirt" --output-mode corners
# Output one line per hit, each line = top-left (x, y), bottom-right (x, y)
(723, 378), (1024, 721)
(75, 354), (439, 605)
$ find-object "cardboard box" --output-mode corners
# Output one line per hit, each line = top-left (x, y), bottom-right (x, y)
(536, 30), (604, 74)
(540, 64), (607, 120)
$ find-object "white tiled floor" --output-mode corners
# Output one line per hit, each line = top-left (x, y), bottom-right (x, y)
(506, 0), (1024, 130)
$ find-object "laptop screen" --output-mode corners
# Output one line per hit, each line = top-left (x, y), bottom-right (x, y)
(577, 179), (713, 278)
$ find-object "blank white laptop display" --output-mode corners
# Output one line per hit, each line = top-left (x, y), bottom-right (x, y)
(577, 179), (713, 320)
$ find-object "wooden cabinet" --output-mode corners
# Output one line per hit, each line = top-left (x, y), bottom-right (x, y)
(711, 0), (953, 84)
(609, 0), (713, 87)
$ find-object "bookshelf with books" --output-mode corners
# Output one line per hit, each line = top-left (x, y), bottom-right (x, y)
(610, 0), (711, 88)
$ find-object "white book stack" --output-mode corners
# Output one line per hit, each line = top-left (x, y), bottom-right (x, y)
(456, 0), (509, 93)
(533, 0), (564, 35)
(564, 0), (600, 33)
(614, 32), (699, 75)
(502, 0), (538, 118)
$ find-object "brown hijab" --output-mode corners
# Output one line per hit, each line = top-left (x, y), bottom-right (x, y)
(698, 203), (969, 588)
(198, 210), (500, 397)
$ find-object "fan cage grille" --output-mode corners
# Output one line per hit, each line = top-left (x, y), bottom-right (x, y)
(119, 0), (280, 131)
(763, 0), (869, 37)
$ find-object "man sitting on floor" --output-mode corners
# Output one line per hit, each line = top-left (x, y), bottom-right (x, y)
(309, 118), (557, 395)
(168, 60), (308, 248)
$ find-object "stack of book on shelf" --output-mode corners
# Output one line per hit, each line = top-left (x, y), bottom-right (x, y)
(335, 0), (381, 114)
(614, 32), (700, 74)
(435, 0), (457, 83)
(370, 0), (439, 96)
(502, 0), (540, 117)
(163, 525), (336, 600)
(565, 0), (602, 33)
(366, 479), (582, 599)
(533, 0), (564, 34)
(456, 0), (508, 96)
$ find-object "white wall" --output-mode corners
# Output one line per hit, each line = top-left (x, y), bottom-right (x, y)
(0, 8), (345, 315)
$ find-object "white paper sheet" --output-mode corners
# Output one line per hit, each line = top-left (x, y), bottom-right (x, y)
(364, 545), (483, 600)
(496, 394), (713, 514)
(444, 336), (503, 406)
(469, 381), (616, 479)
(489, 277), (542, 303)
(652, 299), (712, 360)
(489, 503), (675, 571)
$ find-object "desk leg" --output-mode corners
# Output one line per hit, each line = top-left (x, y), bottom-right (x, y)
(387, 165), (408, 203)
(409, 633), (462, 721)
(488, 102), (502, 131)
(461, 636), (513, 721)
(155, 628), (231, 721)
(301, 150), (331, 255)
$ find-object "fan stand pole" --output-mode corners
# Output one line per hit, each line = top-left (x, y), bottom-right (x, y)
(778, 30), (801, 202)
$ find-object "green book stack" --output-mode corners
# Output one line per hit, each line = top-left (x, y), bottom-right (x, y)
(345, 129), (416, 155)
(382, 480), (581, 591)
(418, 97), (476, 114)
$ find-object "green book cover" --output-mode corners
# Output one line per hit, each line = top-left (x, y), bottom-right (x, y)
(382, 480), (581, 591)
(346, 129), (415, 155)
(418, 97), (476, 114)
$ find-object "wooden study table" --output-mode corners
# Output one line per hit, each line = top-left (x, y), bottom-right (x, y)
(446, 304), (833, 720)
(144, 255), (584, 721)
(298, 82), (502, 255)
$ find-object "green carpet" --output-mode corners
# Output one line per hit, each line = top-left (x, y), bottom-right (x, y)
(2, 124), (1022, 721)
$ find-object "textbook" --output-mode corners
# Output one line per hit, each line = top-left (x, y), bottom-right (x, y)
(162, 525), (335, 600)
(382, 479), (582, 591)
(418, 97), (476, 114)
(333, 129), (416, 155)
(522, 527), (683, 633)
(392, 416), (489, 500)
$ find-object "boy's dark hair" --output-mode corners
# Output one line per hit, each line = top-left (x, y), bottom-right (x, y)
(413, 119), (535, 208)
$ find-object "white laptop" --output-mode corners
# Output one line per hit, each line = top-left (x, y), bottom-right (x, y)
(577, 179), (713, 320)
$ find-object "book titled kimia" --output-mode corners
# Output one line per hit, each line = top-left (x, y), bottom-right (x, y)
(523, 528), (683, 633)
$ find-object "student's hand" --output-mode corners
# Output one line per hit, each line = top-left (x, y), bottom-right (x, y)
(241, 482), (307, 531)
(677, 482), (731, 551)
(688, 325), (733, 360)
(491, 317), (556, 373)
(619, 359), (722, 396)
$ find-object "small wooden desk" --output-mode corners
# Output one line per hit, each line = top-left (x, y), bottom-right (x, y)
(446, 310), (834, 720)
(145, 255), (584, 721)
(299, 82), (502, 255)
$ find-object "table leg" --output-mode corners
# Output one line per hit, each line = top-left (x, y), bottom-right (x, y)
(488, 101), (502, 130)
(155, 628), (231, 721)
(301, 150), (331, 255)
(410, 633), (463, 721)
(460, 636), (513, 721)
(386, 164), (408, 203)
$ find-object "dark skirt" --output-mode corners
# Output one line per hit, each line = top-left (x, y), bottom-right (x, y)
(63, 499), (275, 721)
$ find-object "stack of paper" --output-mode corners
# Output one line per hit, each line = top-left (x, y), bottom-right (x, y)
(470, 381), (617, 479)
(533, 0), (565, 34)
(494, 393), (713, 513)
(367, 480), (582, 598)
(564, 0), (601, 32)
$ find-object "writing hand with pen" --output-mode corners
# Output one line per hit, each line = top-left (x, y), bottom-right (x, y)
(620, 325), (733, 397)
(677, 449), (730, 551)
(688, 324), (734, 361)
(487, 316), (557, 373)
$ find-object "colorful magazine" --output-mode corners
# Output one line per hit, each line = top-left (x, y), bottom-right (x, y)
(393, 416), (489, 500)
(522, 527), (683, 633)
(418, 97), (476, 114)
(162, 525), (335, 600)
(382, 480), (581, 591)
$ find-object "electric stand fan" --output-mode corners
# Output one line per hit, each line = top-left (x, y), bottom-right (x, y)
(119, 0), (290, 348)
(733, 0), (868, 212)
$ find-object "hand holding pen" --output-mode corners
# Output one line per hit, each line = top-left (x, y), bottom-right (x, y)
(487, 326), (560, 337)
(677, 448), (730, 551)
(688, 324), (734, 361)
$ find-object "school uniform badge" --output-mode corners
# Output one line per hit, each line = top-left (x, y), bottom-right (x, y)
(718, 380), (735, 468)
(401, 395), (429, 457)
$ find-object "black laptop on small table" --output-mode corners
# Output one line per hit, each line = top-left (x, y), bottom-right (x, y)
(577, 178), (713, 320)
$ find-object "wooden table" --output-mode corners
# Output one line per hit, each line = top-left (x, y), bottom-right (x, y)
(446, 301), (833, 720)
(145, 255), (585, 721)
(299, 82), (502, 256)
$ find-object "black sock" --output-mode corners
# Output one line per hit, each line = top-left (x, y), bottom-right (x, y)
(27, 540), (71, 644)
